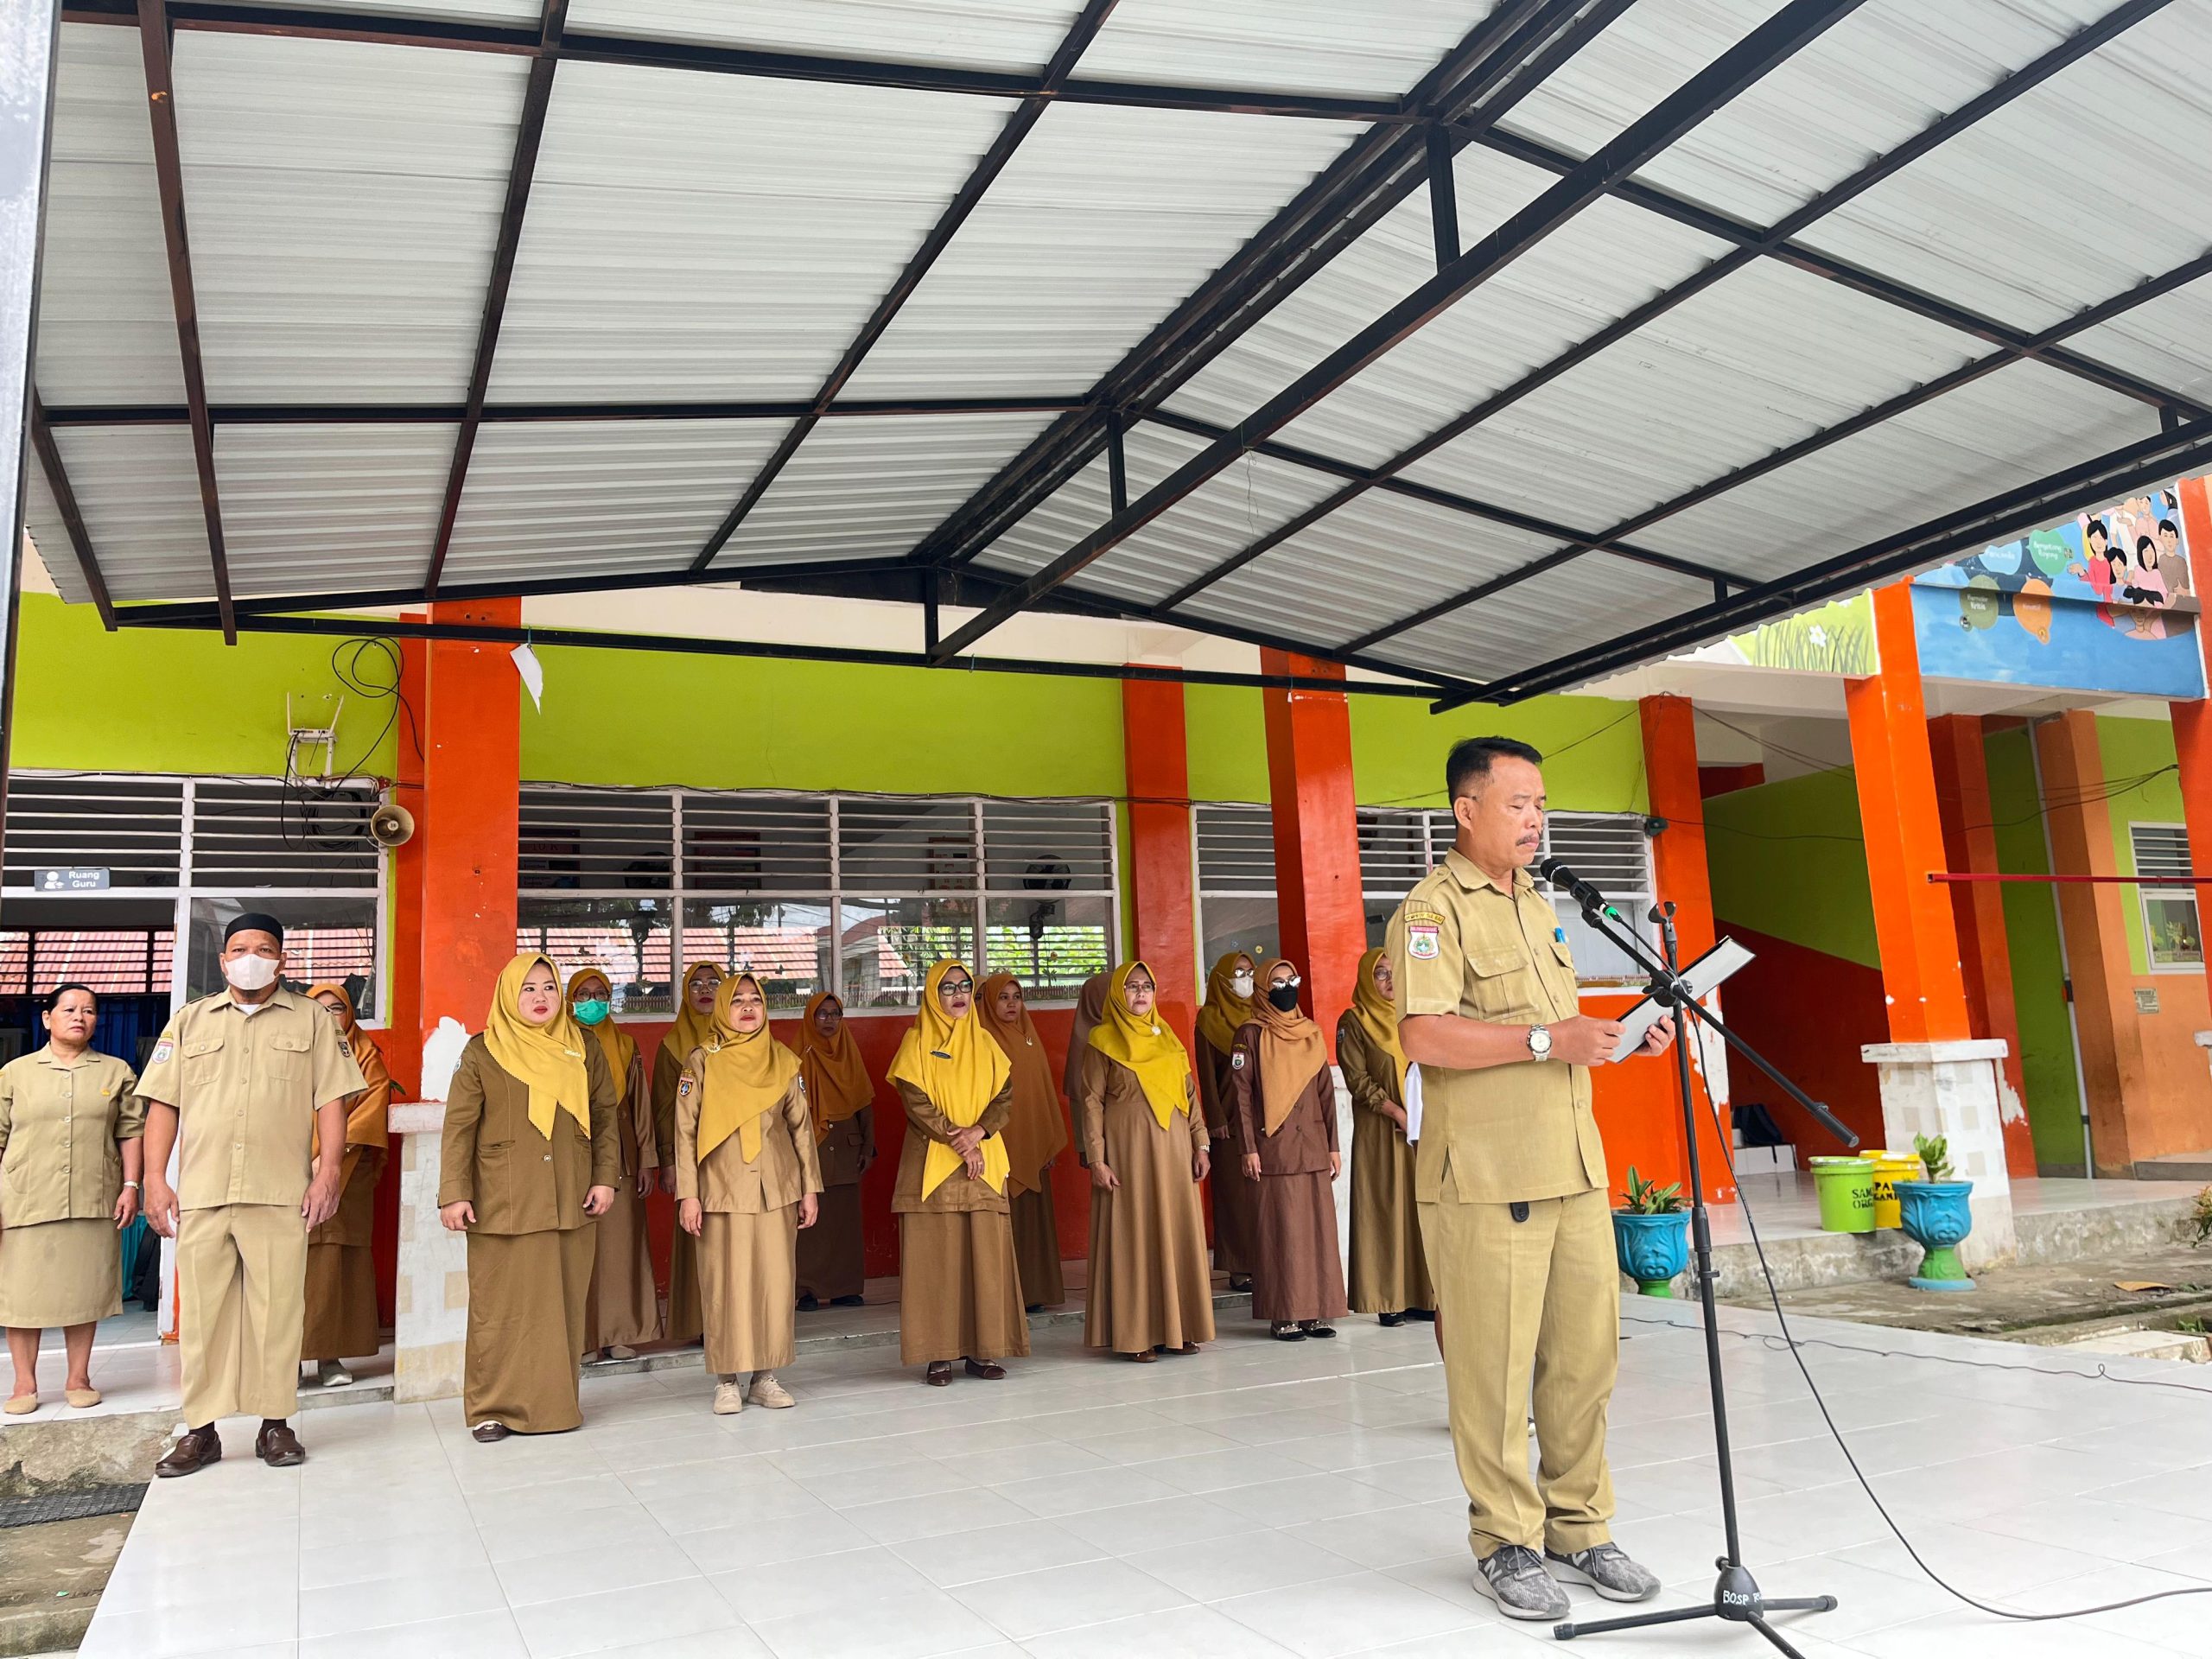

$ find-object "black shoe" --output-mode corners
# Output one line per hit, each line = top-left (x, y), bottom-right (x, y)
(472, 1421), (512, 1442)
(796, 1292), (820, 1313)
(830, 1294), (867, 1307)
(1408, 1308), (1437, 1322)
(1270, 1323), (1306, 1341)
(1378, 1312), (1407, 1327)
(1229, 1274), (1254, 1293)
(1300, 1322), (1337, 1339)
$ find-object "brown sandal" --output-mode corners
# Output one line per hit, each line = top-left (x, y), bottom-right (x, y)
(1127, 1348), (1157, 1363)
(925, 1363), (955, 1387)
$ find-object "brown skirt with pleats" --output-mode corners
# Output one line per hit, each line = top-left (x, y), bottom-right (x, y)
(666, 1225), (703, 1345)
(302, 1153), (382, 1361)
(896, 1209), (1030, 1367)
(1250, 1170), (1349, 1325)
(795, 1180), (865, 1302)
(699, 1207), (798, 1376)
(584, 1177), (661, 1352)
(1009, 1183), (1065, 1309)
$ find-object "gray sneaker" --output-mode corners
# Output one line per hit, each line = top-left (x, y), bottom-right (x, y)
(1546, 1542), (1662, 1603)
(1472, 1545), (1570, 1621)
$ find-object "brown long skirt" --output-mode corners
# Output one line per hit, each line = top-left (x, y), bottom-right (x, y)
(1347, 1112), (1434, 1317)
(666, 1226), (703, 1345)
(465, 1226), (595, 1433)
(302, 1152), (382, 1361)
(0, 1217), (119, 1330)
(1250, 1171), (1349, 1325)
(897, 1209), (1030, 1367)
(796, 1180), (865, 1302)
(1009, 1184), (1065, 1308)
(584, 1178), (661, 1352)
(1084, 1134), (1215, 1356)
(1209, 1158), (1259, 1279)
(699, 1207), (798, 1376)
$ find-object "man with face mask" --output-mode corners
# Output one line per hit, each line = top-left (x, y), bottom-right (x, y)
(137, 913), (366, 1476)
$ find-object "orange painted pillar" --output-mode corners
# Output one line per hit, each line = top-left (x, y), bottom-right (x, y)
(368, 626), (427, 1324)
(1121, 675), (1198, 1049)
(1844, 584), (1974, 1045)
(1260, 650), (1366, 1054)
(2036, 709), (2147, 1175)
(1638, 694), (1732, 1202)
(1927, 714), (2037, 1176)
(2175, 474), (2212, 1032)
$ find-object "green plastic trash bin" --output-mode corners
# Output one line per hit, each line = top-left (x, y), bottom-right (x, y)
(1810, 1156), (1876, 1234)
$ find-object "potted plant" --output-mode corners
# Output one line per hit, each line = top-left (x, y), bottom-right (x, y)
(1612, 1167), (1690, 1297)
(1894, 1133), (1975, 1292)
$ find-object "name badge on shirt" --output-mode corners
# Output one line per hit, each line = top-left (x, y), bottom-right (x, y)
(1406, 924), (1440, 961)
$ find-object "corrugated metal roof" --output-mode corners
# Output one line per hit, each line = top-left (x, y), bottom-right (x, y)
(172, 32), (528, 402)
(215, 423), (454, 596)
(34, 25), (185, 405)
(489, 60), (1011, 402)
(22, 464), (92, 607)
(566, 0), (1087, 73)
(34, 426), (213, 604)
(446, 419), (797, 586)
(1077, 0), (1498, 99)
(2068, 273), (2212, 417)
(251, 0), (543, 19)
(842, 101), (1361, 400)
(712, 411), (1058, 567)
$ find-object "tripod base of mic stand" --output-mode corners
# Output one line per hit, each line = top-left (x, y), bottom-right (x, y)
(1554, 1561), (1838, 1654)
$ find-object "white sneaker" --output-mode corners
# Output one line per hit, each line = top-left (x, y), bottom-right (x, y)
(712, 1380), (746, 1415)
(748, 1372), (795, 1409)
(316, 1359), (352, 1389)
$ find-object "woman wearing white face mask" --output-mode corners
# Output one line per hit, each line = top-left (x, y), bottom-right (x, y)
(569, 970), (658, 1362)
(1192, 953), (1259, 1292)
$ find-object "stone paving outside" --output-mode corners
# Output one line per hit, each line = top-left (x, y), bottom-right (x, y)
(71, 1296), (2212, 1659)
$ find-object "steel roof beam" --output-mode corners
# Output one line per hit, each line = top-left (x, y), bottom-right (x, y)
(927, 0), (1867, 662)
(684, 0), (1122, 577)
(1446, 416), (2212, 709)
(135, 0), (234, 642)
(1160, 0), (2177, 626)
(26, 394), (118, 629)
(423, 0), (564, 597)
(1346, 243), (2212, 654)
(39, 394), (1093, 426)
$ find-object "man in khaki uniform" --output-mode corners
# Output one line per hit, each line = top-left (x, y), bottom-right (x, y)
(1389, 737), (1674, 1623)
(139, 912), (365, 1475)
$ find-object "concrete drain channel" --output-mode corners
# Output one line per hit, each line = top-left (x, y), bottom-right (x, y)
(2, 1413), (173, 1656)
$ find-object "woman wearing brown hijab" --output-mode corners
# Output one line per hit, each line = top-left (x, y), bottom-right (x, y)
(569, 969), (660, 1361)
(302, 982), (392, 1388)
(794, 992), (874, 1309)
(1077, 961), (1214, 1360)
(1192, 952), (1259, 1292)
(676, 973), (821, 1414)
(1062, 971), (1109, 1171)
(1338, 949), (1433, 1326)
(979, 974), (1069, 1310)
(1230, 957), (1347, 1340)
(654, 961), (723, 1346)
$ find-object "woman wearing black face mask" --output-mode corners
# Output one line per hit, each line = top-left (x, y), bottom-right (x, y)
(1228, 959), (1347, 1340)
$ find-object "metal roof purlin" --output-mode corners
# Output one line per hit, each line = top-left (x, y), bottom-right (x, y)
(26, 394), (117, 630)
(1455, 415), (2212, 709)
(927, 0), (1869, 663)
(1156, 0), (2182, 626)
(422, 0), (566, 599)
(1345, 242), (2212, 656)
(40, 395), (1093, 427)
(909, 0), (1626, 578)
(683, 0), (1123, 578)
(134, 0), (235, 643)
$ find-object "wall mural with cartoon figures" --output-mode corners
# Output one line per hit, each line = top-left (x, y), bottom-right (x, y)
(1910, 483), (2206, 698)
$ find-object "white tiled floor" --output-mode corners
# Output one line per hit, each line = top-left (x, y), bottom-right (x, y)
(79, 1297), (2212, 1658)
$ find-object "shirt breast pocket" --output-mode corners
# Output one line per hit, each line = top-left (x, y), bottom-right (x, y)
(183, 1038), (226, 1085)
(1466, 947), (1541, 1024)
(266, 1033), (312, 1083)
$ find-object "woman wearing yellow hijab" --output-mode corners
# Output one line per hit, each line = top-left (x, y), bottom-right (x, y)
(888, 961), (1027, 1386)
(675, 973), (821, 1414)
(794, 992), (875, 1311)
(301, 982), (395, 1389)
(1338, 949), (1433, 1327)
(1192, 951), (1260, 1292)
(439, 955), (620, 1440)
(1076, 961), (1214, 1360)
(654, 960), (725, 1347)
(1228, 957), (1347, 1342)
(978, 974), (1070, 1312)
(569, 969), (660, 1363)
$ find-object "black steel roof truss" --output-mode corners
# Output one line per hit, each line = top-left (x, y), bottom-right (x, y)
(26, 393), (116, 628)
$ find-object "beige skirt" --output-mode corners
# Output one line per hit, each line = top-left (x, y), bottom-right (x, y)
(0, 1217), (122, 1330)
(698, 1207), (798, 1376)
(897, 1209), (1030, 1366)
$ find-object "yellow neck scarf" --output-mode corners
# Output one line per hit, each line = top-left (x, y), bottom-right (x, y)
(659, 961), (724, 1070)
(1351, 946), (1407, 1096)
(889, 961), (1011, 1200)
(483, 954), (592, 1141)
(1194, 951), (1257, 1057)
(696, 974), (801, 1164)
(1086, 960), (1192, 1131)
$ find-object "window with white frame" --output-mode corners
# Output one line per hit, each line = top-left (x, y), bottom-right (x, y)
(2131, 823), (2202, 971)
(0, 773), (385, 1018)
(1195, 804), (1281, 972)
(516, 788), (1116, 1013)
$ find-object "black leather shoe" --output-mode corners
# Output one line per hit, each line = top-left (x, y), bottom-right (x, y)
(155, 1426), (221, 1478)
(256, 1421), (306, 1465)
(1378, 1312), (1407, 1327)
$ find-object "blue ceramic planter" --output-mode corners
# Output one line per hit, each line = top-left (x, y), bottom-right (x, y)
(1612, 1209), (1690, 1296)
(1895, 1180), (1975, 1291)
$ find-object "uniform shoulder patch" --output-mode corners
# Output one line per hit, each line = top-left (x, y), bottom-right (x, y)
(149, 1038), (175, 1066)
(1230, 1052), (1246, 1070)
(1401, 900), (1445, 926)
(677, 1076), (694, 1096)
(1406, 922), (1441, 961)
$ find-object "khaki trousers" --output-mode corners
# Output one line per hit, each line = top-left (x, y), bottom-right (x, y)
(1419, 1184), (1617, 1560)
(178, 1203), (308, 1427)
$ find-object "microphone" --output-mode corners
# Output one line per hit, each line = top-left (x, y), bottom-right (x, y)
(1537, 855), (1614, 918)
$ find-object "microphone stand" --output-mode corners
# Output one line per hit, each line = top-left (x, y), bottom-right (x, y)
(1552, 887), (1854, 1654)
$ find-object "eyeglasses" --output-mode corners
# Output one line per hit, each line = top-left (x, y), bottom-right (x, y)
(1272, 975), (1303, 989)
(940, 977), (974, 995)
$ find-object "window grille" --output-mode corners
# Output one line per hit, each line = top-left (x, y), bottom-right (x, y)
(2131, 823), (2202, 972)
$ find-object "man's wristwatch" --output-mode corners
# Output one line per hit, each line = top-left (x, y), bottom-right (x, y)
(1526, 1025), (1553, 1060)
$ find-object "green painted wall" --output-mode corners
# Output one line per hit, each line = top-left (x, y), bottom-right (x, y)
(1984, 725), (2086, 1166)
(2094, 715), (2186, 978)
(1704, 767), (1878, 967)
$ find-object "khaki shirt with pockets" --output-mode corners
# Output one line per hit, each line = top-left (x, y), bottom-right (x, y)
(0, 1048), (144, 1226)
(673, 1052), (823, 1215)
(136, 988), (368, 1212)
(1387, 849), (1605, 1205)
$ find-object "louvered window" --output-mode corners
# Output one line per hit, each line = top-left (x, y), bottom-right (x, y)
(2131, 823), (2202, 971)
(1540, 814), (1656, 984)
